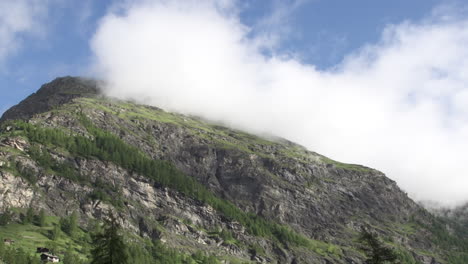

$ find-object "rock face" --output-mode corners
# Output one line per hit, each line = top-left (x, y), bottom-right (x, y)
(0, 171), (34, 209)
(0, 77), (462, 263)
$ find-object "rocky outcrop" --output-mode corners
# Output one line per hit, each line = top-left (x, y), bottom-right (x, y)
(1, 137), (28, 151)
(0, 171), (34, 209)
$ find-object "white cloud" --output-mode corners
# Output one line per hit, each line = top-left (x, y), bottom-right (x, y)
(90, 0), (468, 207)
(0, 0), (52, 66)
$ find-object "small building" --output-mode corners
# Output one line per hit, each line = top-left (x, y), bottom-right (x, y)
(40, 253), (60, 263)
(37, 247), (50, 253)
(3, 238), (15, 245)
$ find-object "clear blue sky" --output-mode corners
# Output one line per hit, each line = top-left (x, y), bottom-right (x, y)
(0, 0), (451, 114)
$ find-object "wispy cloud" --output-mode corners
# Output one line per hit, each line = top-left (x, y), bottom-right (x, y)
(0, 0), (53, 68)
(251, 0), (308, 50)
(90, 0), (468, 206)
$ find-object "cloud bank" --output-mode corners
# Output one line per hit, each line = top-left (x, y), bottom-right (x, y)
(91, 0), (468, 206)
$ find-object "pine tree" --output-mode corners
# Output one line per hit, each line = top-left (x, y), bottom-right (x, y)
(23, 207), (34, 224)
(38, 209), (46, 227)
(0, 236), (5, 259)
(358, 229), (398, 264)
(91, 213), (129, 264)
(0, 208), (12, 226)
(69, 211), (79, 237)
(60, 211), (79, 237)
(51, 224), (61, 241)
(63, 247), (81, 264)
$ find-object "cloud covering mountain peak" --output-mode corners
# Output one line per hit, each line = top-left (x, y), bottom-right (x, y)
(90, 0), (468, 206)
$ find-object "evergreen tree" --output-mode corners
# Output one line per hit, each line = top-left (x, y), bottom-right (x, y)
(60, 217), (69, 234)
(45, 241), (59, 255)
(0, 208), (12, 226)
(87, 219), (102, 234)
(63, 246), (81, 264)
(38, 209), (47, 227)
(69, 211), (79, 237)
(60, 211), (79, 237)
(91, 213), (129, 264)
(0, 236), (5, 259)
(51, 224), (61, 241)
(23, 207), (34, 224)
(358, 229), (398, 264)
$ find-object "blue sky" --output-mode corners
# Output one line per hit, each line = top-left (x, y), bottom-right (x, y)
(2, 0), (468, 206)
(0, 0), (447, 114)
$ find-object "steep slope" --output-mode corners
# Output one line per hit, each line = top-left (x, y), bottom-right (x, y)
(0, 77), (467, 263)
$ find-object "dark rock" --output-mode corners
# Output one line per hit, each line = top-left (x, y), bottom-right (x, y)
(0, 76), (100, 122)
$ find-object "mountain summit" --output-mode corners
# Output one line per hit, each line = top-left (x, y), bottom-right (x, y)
(0, 76), (99, 122)
(0, 77), (466, 263)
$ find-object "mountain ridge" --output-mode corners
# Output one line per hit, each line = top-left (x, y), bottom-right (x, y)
(0, 77), (466, 263)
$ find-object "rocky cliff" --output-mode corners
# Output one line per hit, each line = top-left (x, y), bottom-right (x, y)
(0, 77), (466, 263)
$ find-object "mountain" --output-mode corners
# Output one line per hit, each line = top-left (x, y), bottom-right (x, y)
(0, 77), (466, 263)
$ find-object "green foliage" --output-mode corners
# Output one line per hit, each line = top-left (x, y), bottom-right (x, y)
(219, 229), (234, 242)
(0, 246), (41, 264)
(15, 162), (38, 184)
(321, 156), (374, 172)
(69, 211), (79, 237)
(0, 236), (4, 259)
(416, 215), (468, 263)
(27, 144), (83, 182)
(22, 207), (34, 225)
(207, 227), (239, 246)
(248, 243), (266, 256)
(87, 179), (125, 209)
(0, 208), (233, 264)
(50, 224), (61, 241)
(0, 219), (83, 257)
(395, 249), (421, 264)
(87, 219), (103, 240)
(63, 246), (86, 264)
(60, 211), (79, 238)
(44, 240), (60, 254)
(358, 229), (398, 264)
(90, 213), (129, 264)
(126, 243), (154, 264)
(149, 240), (222, 264)
(0, 208), (13, 226)
(37, 209), (46, 227)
